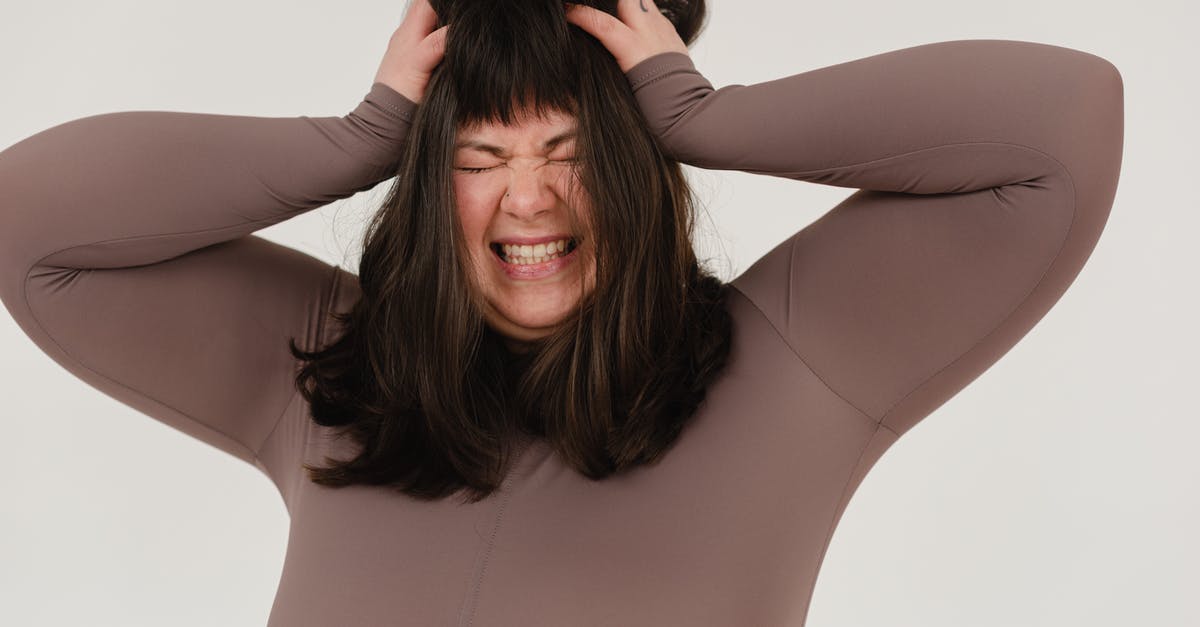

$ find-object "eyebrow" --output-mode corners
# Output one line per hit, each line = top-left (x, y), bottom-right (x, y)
(455, 129), (578, 158)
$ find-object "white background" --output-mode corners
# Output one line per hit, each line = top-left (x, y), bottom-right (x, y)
(0, 0), (1194, 625)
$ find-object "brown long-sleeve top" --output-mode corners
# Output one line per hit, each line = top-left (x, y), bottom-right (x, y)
(0, 39), (1123, 626)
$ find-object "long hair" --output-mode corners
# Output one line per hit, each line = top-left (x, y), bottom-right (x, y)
(288, 0), (729, 504)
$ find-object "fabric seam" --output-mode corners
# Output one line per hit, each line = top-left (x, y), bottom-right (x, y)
(20, 264), (259, 463)
(730, 140), (1074, 429)
(369, 82), (416, 123)
(459, 477), (516, 626)
(726, 283), (878, 428)
(628, 53), (695, 91)
(803, 419), (894, 624)
(875, 159), (1078, 429)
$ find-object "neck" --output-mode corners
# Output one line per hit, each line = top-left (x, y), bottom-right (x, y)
(504, 337), (534, 354)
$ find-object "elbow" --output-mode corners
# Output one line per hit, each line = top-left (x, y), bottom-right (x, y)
(1047, 48), (1124, 194)
(1093, 54), (1123, 95)
(1086, 53), (1124, 120)
(1080, 53), (1125, 190)
(1056, 52), (1124, 259)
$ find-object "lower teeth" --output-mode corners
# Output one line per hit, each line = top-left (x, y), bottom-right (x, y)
(507, 253), (563, 265)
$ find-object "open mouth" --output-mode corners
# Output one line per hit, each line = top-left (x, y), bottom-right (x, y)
(490, 237), (579, 265)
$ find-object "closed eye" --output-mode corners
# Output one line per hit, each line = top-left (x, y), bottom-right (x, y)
(455, 159), (579, 174)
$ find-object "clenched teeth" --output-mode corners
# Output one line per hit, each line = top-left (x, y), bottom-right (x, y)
(493, 238), (577, 264)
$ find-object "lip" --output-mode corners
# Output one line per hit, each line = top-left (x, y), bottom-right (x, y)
(492, 242), (580, 280)
(491, 233), (575, 246)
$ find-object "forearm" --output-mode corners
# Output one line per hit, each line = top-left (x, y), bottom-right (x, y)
(626, 40), (1122, 195)
(0, 81), (415, 273)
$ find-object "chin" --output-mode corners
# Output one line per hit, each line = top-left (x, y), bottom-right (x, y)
(503, 308), (572, 335)
(485, 300), (578, 342)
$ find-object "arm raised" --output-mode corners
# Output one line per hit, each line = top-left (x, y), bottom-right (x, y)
(625, 40), (1123, 436)
(0, 82), (415, 480)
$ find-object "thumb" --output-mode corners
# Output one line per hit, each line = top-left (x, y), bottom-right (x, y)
(414, 24), (450, 73)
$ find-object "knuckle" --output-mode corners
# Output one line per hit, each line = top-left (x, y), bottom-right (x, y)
(593, 16), (616, 35)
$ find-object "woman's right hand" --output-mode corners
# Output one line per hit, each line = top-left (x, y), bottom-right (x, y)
(372, 0), (449, 104)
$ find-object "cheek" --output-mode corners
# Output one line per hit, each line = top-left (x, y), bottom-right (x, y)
(558, 175), (592, 226)
(453, 183), (494, 247)
(564, 184), (597, 239)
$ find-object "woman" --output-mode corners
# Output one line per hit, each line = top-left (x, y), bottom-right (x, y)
(0, 0), (1123, 624)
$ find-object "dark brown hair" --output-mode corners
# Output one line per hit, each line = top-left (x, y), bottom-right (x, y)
(289, 0), (729, 504)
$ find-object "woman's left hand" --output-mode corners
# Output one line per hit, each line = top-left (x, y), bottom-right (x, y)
(563, 0), (691, 73)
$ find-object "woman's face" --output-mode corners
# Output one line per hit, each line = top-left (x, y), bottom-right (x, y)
(453, 109), (596, 344)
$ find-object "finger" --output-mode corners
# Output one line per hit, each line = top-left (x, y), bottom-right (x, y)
(400, 0), (440, 39)
(427, 23), (450, 56)
(414, 24), (450, 71)
(564, 3), (636, 52)
(617, 0), (658, 24)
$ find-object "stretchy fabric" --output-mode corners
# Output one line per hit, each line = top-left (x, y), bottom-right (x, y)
(0, 39), (1122, 626)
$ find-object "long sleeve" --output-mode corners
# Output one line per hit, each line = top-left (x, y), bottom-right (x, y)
(0, 82), (417, 478)
(624, 40), (1123, 437)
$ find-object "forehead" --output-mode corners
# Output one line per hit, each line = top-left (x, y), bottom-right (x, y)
(456, 108), (578, 145)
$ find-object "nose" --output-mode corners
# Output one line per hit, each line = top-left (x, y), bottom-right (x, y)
(501, 159), (562, 221)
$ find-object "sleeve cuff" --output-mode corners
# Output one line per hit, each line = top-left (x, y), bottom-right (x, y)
(625, 52), (700, 92)
(365, 81), (418, 125)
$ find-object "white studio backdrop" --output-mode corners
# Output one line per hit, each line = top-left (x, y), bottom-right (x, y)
(0, 0), (1193, 625)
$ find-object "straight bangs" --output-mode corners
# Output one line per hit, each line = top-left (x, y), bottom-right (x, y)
(441, 0), (583, 129)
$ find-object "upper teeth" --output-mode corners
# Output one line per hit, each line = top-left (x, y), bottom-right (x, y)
(501, 238), (572, 260)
